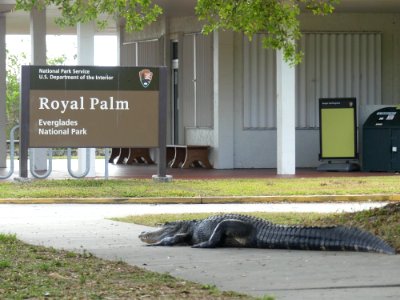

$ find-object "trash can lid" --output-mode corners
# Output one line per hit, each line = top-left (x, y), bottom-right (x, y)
(363, 106), (400, 128)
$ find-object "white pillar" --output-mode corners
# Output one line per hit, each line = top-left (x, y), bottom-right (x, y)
(30, 7), (48, 171)
(117, 22), (123, 67)
(77, 22), (96, 177)
(213, 30), (235, 169)
(77, 22), (94, 65)
(276, 50), (296, 175)
(0, 13), (6, 168)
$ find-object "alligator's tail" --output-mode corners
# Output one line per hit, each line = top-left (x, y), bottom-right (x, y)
(261, 225), (396, 254)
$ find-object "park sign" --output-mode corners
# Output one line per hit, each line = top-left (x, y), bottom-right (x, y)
(21, 66), (164, 148)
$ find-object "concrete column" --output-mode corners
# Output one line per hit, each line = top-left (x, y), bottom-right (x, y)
(117, 21), (123, 67)
(276, 50), (296, 175)
(161, 17), (172, 144)
(176, 32), (185, 145)
(77, 22), (94, 65)
(213, 30), (235, 169)
(0, 13), (6, 168)
(77, 21), (96, 177)
(30, 7), (48, 171)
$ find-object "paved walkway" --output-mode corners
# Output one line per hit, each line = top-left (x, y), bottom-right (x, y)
(2, 158), (399, 180)
(0, 203), (399, 300)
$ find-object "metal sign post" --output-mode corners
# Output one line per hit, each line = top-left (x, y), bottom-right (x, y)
(19, 66), (30, 178)
(153, 67), (172, 182)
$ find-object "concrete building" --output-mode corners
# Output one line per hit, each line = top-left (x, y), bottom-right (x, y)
(2, 0), (400, 175)
(119, 0), (400, 173)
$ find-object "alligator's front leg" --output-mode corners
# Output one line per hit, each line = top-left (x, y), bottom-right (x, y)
(192, 219), (254, 248)
(148, 233), (190, 246)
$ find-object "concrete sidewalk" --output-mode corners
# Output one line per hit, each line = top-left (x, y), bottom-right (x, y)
(0, 203), (399, 300)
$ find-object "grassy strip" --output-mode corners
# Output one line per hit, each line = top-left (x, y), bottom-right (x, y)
(113, 212), (329, 228)
(1, 176), (400, 199)
(114, 203), (400, 252)
(0, 234), (272, 300)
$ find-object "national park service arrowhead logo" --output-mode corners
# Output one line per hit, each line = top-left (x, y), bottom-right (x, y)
(139, 69), (153, 88)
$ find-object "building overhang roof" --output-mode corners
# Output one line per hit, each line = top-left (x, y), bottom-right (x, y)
(1, 2), (116, 35)
(335, 0), (400, 13)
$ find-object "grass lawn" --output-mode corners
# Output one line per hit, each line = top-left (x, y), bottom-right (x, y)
(1, 200), (398, 299)
(1, 206), (397, 300)
(0, 234), (267, 300)
(0, 176), (400, 199)
(1, 176), (398, 298)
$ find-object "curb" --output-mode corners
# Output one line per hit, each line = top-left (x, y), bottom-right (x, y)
(0, 194), (399, 204)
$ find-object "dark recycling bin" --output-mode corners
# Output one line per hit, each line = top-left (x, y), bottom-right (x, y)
(363, 107), (400, 171)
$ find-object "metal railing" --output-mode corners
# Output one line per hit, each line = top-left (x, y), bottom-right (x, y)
(0, 125), (19, 179)
(29, 148), (53, 179)
(67, 148), (91, 178)
(1, 125), (110, 180)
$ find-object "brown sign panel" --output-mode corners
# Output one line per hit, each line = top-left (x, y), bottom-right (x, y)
(26, 66), (160, 148)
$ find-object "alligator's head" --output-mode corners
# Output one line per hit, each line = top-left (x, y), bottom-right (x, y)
(139, 220), (194, 244)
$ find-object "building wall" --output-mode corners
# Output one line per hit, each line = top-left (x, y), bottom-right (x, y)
(298, 13), (400, 167)
(182, 33), (213, 130)
(121, 13), (400, 168)
(233, 13), (400, 168)
(123, 16), (214, 148)
(300, 13), (400, 105)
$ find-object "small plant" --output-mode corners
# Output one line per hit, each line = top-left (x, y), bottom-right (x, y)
(202, 284), (219, 294)
(259, 296), (275, 300)
(0, 260), (11, 269)
(0, 233), (17, 243)
(79, 273), (87, 284)
(38, 263), (51, 272)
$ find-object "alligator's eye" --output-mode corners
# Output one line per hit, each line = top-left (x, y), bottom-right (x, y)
(139, 231), (148, 237)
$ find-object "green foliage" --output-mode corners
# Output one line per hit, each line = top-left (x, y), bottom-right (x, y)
(5, 51), (68, 133)
(5, 50), (26, 133)
(15, 0), (163, 32)
(195, 0), (340, 65)
(47, 54), (68, 66)
(15, 0), (339, 65)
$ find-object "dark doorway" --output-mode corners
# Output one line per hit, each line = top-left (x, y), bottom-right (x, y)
(171, 41), (179, 144)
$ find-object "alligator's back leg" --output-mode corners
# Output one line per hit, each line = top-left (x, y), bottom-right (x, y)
(192, 219), (255, 248)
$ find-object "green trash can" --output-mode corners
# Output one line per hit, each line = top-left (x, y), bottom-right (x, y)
(363, 107), (400, 171)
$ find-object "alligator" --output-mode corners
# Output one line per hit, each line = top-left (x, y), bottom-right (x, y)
(139, 213), (396, 254)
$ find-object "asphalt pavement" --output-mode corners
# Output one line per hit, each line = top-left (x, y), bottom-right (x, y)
(0, 203), (399, 300)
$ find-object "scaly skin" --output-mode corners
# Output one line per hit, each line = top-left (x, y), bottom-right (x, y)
(139, 214), (396, 254)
